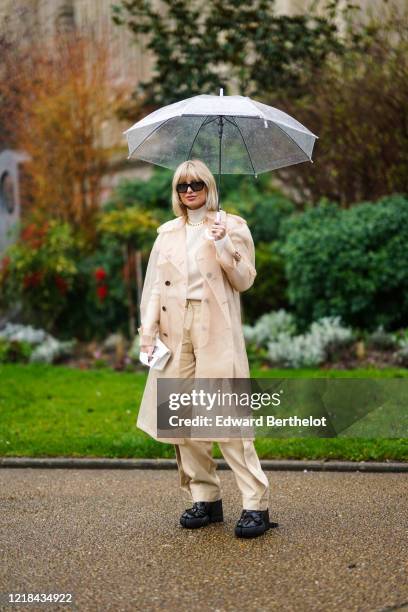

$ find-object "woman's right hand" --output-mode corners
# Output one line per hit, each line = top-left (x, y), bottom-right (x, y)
(140, 344), (156, 362)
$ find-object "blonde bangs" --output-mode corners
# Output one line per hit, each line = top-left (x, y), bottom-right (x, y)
(177, 164), (202, 183)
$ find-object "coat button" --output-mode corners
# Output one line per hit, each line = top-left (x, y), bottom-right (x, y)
(206, 272), (212, 278)
(162, 306), (166, 311)
(165, 280), (170, 285)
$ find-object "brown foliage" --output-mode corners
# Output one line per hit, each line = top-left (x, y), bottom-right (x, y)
(271, 2), (408, 207)
(0, 27), (128, 242)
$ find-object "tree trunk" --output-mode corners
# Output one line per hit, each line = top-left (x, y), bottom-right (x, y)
(135, 248), (143, 329)
(122, 243), (135, 338)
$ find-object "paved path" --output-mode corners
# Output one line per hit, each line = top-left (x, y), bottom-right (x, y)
(0, 469), (407, 612)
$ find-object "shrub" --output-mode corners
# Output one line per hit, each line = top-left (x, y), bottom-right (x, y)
(266, 316), (354, 368)
(308, 317), (354, 360)
(0, 323), (75, 364)
(104, 166), (173, 216)
(394, 339), (408, 367)
(367, 325), (399, 351)
(0, 220), (82, 332)
(0, 338), (33, 363)
(53, 234), (129, 341)
(241, 241), (288, 324)
(267, 332), (324, 368)
(243, 309), (297, 347)
(281, 195), (408, 331)
(226, 182), (296, 245)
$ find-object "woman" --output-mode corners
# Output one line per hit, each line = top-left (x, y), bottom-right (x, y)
(138, 159), (275, 538)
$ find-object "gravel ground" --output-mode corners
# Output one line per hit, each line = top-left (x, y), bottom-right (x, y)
(0, 468), (407, 612)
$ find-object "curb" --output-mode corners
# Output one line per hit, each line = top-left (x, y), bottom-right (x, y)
(0, 457), (407, 472)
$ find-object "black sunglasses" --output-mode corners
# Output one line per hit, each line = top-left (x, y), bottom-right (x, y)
(176, 180), (205, 193)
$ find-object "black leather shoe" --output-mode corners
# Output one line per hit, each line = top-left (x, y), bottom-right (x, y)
(180, 499), (224, 529)
(234, 508), (279, 538)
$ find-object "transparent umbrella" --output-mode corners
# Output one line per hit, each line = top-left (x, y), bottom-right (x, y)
(123, 88), (318, 213)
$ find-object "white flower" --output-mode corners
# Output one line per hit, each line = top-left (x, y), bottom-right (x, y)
(29, 337), (76, 364)
(0, 323), (48, 344)
(0, 323), (76, 363)
(265, 315), (354, 368)
(243, 309), (297, 347)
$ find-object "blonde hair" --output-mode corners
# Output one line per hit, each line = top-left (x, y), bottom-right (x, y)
(171, 159), (218, 217)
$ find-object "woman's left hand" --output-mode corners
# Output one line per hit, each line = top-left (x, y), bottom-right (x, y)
(211, 220), (227, 241)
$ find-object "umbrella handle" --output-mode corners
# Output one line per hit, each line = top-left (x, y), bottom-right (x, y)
(205, 211), (221, 241)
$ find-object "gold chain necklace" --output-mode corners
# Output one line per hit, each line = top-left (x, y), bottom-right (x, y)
(186, 217), (206, 226)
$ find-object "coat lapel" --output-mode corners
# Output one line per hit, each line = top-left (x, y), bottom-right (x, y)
(161, 216), (187, 284)
(160, 210), (231, 326)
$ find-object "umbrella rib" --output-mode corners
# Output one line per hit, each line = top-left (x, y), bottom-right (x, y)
(233, 115), (312, 166)
(186, 115), (213, 160)
(230, 103), (313, 164)
(226, 116), (257, 175)
(245, 97), (317, 138)
(269, 120), (312, 163)
(128, 117), (174, 158)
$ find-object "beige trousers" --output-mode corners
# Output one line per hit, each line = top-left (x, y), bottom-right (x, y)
(174, 298), (270, 511)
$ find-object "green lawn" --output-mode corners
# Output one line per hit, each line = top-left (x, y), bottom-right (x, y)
(0, 363), (407, 461)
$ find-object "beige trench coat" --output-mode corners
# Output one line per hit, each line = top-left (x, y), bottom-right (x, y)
(136, 209), (256, 444)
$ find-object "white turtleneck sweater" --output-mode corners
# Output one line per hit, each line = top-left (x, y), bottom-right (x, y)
(185, 205), (227, 299)
(143, 207), (227, 337)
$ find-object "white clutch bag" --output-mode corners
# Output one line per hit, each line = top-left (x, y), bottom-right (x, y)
(139, 336), (171, 371)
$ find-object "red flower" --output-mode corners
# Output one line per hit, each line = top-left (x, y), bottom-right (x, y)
(94, 267), (107, 282)
(1, 256), (10, 277)
(0, 256), (10, 284)
(54, 275), (68, 295)
(21, 222), (49, 249)
(23, 271), (44, 289)
(21, 224), (36, 242)
(1, 256), (10, 270)
(96, 284), (108, 302)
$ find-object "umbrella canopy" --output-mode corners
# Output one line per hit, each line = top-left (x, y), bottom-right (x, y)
(123, 89), (318, 209)
(124, 89), (317, 171)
